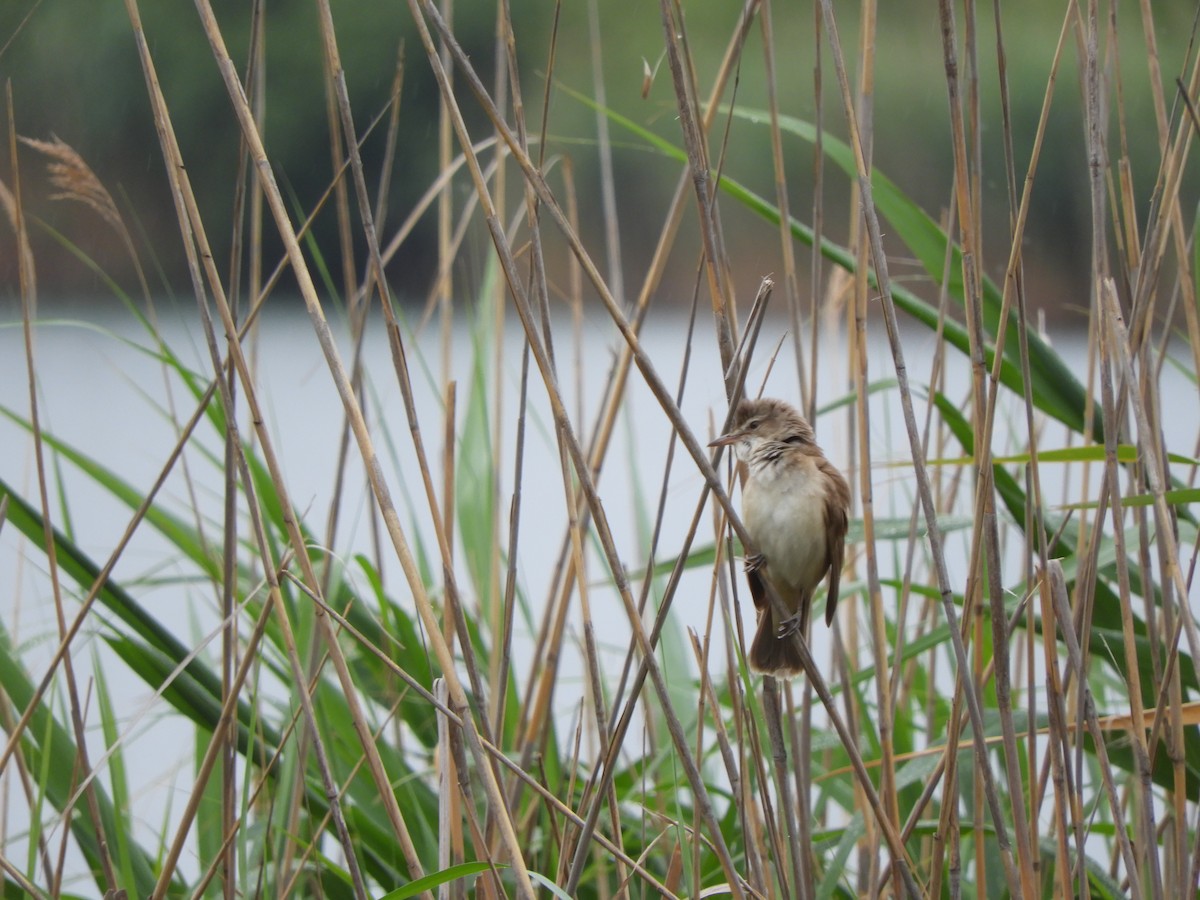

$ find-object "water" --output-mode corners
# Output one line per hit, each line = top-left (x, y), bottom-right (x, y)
(0, 300), (1195, 885)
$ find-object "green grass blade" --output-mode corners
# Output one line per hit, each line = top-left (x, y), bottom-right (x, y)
(562, 85), (1103, 440)
(375, 861), (497, 899)
(0, 623), (163, 895)
(0, 478), (280, 755)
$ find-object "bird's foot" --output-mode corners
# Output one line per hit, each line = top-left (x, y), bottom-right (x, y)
(776, 614), (803, 639)
(744, 552), (766, 574)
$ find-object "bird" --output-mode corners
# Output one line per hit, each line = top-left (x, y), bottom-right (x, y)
(709, 397), (850, 677)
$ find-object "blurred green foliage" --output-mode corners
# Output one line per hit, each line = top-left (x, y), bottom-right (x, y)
(1, 0), (1198, 316)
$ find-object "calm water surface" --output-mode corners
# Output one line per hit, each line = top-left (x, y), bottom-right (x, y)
(0, 302), (1195, 882)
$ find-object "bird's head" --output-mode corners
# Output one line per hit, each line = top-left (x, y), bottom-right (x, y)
(708, 397), (814, 460)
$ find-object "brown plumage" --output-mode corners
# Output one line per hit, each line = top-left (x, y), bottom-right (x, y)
(710, 398), (851, 677)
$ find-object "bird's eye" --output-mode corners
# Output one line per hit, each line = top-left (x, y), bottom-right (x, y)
(746, 419), (760, 430)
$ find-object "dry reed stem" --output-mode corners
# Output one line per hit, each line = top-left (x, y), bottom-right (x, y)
(565, 281), (774, 892)
(8, 90), (120, 896)
(154, 589), (275, 894)
(988, 19), (1078, 878)
(322, 0), (552, 889)
(500, 45), (686, 808)
(762, 677), (807, 896)
(657, 0), (745, 387)
(842, 5), (905, 892)
(9, 1), (1195, 894)
(809, 1), (836, 386)
(219, 13), (266, 895)
(325, 78), (358, 313)
(406, 3), (771, 894)
(494, 286), (529, 758)
(127, 29), (373, 899)
(486, 28), (509, 807)
(413, 0), (752, 893)
(1049, 551), (1149, 896)
(496, 11), (628, 873)
(977, 0), (1082, 890)
(515, 5), (758, 782)
(1038, 561), (1076, 897)
(0, 503), (47, 895)
(1100, 222), (1161, 900)
(0, 180), (35, 307)
(1099, 0), (1200, 884)
(938, 4), (1036, 893)
(307, 593), (681, 896)
(22, 126), (234, 883)
(757, 0), (806, 418)
(147, 0), (527, 895)
(800, 11), (827, 888)
(0, 82), (410, 900)
(129, 5), (410, 894)
(0, 855), (43, 900)
(819, 0), (1022, 894)
(875, 200), (957, 897)
(318, 2), (504, 887)
(435, 0), (455, 392)
(586, 0), (624, 309)
(0, 139), (359, 794)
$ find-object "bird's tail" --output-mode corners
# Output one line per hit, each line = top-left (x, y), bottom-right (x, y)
(748, 599), (809, 678)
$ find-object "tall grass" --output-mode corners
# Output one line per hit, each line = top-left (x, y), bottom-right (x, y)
(1, 0), (1198, 897)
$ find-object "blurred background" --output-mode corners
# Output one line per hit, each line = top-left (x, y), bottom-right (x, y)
(2, 0), (1198, 323)
(2, 6), (1199, 897)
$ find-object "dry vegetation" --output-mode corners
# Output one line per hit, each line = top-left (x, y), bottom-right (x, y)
(1, 0), (1199, 898)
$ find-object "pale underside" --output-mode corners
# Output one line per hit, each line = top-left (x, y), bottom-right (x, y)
(741, 451), (829, 596)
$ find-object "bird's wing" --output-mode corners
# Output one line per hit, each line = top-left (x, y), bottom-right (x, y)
(747, 566), (769, 613)
(823, 464), (851, 626)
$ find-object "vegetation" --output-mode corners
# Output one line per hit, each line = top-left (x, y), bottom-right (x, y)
(1, 0), (1198, 898)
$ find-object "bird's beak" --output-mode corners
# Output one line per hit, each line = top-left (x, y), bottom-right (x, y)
(708, 431), (741, 448)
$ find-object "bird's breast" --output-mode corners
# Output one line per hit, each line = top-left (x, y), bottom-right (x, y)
(742, 457), (829, 591)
